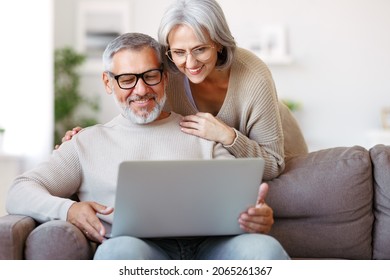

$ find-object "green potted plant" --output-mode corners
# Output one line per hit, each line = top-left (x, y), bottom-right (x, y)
(282, 98), (302, 112)
(54, 47), (99, 145)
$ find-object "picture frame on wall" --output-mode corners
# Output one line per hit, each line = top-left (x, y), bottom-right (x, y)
(76, 0), (133, 73)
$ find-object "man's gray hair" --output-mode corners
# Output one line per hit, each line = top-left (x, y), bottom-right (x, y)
(102, 33), (164, 71)
(158, 0), (236, 73)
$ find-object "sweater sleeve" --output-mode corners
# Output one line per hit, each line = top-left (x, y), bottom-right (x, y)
(220, 49), (285, 180)
(212, 143), (235, 159)
(6, 141), (82, 223)
(224, 128), (284, 180)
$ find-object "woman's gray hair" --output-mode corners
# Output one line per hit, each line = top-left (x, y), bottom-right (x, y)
(102, 32), (164, 71)
(158, 0), (236, 73)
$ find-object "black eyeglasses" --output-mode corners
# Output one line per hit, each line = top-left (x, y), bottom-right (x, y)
(107, 68), (163, 90)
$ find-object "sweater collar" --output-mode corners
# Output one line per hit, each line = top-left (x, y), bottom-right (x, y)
(114, 112), (175, 127)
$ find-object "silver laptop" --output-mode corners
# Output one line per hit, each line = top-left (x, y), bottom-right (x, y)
(109, 158), (265, 238)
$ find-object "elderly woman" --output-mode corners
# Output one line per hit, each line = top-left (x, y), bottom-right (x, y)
(158, 0), (308, 180)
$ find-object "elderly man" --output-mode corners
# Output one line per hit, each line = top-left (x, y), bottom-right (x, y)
(6, 33), (288, 260)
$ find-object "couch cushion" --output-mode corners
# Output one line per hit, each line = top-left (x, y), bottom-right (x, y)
(370, 144), (390, 259)
(266, 146), (373, 259)
(25, 220), (95, 260)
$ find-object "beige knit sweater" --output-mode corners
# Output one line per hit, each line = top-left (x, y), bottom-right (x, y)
(6, 112), (234, 224)
(165, 48), (308, 179)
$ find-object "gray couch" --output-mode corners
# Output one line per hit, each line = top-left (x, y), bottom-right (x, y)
(1, 144), (389, 260)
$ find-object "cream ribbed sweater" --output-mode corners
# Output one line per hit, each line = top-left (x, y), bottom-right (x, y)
(6, 112), (233, 224)
(165, 48), (309, 179)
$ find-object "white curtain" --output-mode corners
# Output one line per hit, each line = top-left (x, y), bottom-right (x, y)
(0, 0), (53, 171)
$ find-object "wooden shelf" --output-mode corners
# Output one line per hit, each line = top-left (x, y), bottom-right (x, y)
(253, 52), (293, 66)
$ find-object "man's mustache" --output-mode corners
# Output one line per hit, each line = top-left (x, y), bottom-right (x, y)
(128, 93), (158, 102)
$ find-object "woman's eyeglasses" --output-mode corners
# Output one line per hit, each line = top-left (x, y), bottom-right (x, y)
(166, 45), (215, 65)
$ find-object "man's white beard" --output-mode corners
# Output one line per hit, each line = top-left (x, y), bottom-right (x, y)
(113, 90), (167, 124)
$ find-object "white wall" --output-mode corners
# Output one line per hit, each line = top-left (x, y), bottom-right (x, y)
(0, 0), (53, 170)
(221, 0), (390, 151)
(54, 0), (390, 151)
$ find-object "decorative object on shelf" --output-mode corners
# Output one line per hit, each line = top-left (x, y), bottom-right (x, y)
(250, 24), (292, 65)
(54, 47), (99, 145)
(382, 107), (390, 130)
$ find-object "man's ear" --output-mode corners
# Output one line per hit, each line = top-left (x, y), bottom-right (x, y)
(102, 72), (113, 95)
(163, 71), (169, 83)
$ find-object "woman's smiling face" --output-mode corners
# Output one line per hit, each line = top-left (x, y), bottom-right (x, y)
(167, 24), (219, 84)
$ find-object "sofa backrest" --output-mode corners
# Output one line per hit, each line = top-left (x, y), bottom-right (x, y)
(267, 145), (374, 259)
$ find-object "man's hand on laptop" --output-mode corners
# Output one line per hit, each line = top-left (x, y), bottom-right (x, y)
(238, 183), (274, 234)
(67, 201), (113, 243)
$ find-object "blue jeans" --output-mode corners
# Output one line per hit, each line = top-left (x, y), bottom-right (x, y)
(94, 234), (290, 260)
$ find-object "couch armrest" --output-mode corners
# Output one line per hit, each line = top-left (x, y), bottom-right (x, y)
(0, 214), (36, 259)
(25, 220), (96, 260)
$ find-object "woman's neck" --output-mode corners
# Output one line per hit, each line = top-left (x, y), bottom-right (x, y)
(189, 68), (231, 115)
